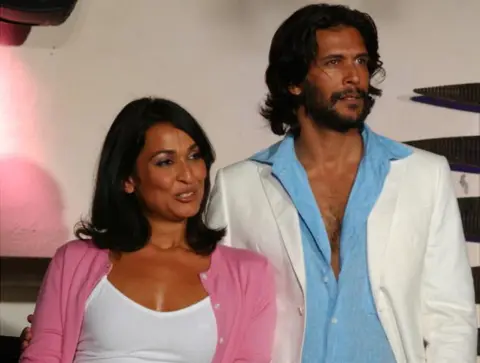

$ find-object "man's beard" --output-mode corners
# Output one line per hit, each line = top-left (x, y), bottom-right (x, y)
(301, 81), (374, 133)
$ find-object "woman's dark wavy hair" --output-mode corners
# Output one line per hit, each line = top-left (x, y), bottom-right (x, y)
(260, 3), (385, 135)
(75, 97), (225, 255)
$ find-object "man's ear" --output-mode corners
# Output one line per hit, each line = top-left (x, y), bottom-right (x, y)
(124, 177), (135, 194)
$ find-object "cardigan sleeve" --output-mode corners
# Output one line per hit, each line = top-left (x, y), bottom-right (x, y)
(234, 259), (277, 363)
(20, 246), (67, 362)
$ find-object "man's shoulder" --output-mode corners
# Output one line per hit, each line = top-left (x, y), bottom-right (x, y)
(217, 140), (282, 179)
(220, 159), (264, 175)
(369, 128), (447, 170)
(401, 145), (448, 172)
(393, 145), (451, 195)
(217, 159), (271, 185)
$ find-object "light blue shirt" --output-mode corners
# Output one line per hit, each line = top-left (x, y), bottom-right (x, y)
(251, 126), (412, 362)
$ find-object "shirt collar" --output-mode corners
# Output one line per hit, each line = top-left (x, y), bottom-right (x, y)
(250, 125), (411, 168)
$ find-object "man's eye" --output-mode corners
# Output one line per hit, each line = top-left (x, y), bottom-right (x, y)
(326, 59), (339, 65)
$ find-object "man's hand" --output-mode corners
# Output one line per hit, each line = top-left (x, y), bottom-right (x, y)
(19, 314), (33, 351)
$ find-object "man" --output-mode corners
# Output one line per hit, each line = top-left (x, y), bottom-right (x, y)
(19, 3), (476, 362)
(206, 3), (476, 363)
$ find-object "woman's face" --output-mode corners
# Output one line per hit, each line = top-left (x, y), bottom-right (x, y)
(124, 123), (207, 222)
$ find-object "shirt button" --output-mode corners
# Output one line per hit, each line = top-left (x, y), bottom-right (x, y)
(219, 337), (224, 344)
(214, 303), (221, 309)
(331, 317), (338, 324)
(323, 276), (329, 283)
(200, 273), (207, 280)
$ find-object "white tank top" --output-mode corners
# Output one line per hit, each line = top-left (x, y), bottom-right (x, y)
(74, 276), (217, 363)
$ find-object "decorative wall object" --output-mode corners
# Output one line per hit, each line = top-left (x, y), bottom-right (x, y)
(414, 83), (480, 106)
(407, 82), (480, 245)
(0, 257), (50, 302)
(405, 136), (479, 174)
(472, 266), (480, 355)
(404, 136), (479, 242)
(410, 83), (480, 113)
(458, 197), (480, 243)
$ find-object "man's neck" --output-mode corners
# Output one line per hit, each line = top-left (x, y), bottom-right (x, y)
(294, 116), (364, 173)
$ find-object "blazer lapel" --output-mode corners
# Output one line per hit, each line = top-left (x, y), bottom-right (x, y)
(367, 159), (407, 291)
(258, 166), (306, 292)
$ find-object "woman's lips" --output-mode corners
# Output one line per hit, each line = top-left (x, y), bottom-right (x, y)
(175, 191), (196, 203)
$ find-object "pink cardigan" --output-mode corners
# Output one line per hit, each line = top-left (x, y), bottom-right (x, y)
(20, 240), (276, 363)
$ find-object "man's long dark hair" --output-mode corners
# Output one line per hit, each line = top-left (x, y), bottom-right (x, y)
(75, 97), (225, 255)
(260, 3), (385, 136)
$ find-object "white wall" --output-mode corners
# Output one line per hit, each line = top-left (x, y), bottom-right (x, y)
(1, 0), (479, 336)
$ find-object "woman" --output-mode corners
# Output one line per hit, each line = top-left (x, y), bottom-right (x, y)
(20, 97), (276, 363)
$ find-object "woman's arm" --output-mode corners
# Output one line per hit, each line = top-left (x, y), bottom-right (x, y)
(20, 247), (66, 362)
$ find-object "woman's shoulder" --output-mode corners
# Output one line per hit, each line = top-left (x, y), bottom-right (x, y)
(213, 245), (276, 303)
(214, 245), (272, 273)
(52, 239), (106, 264)
(45, 239), (108, 285)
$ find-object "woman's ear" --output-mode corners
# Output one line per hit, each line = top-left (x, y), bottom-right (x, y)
(124, 177), (135, 194)
(288, 84), (302, 96)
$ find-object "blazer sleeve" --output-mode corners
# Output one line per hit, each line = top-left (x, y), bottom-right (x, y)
(206, 168), (233, 246)
(423, 157), (477, 363)
(20, 246), (66, 363)
(235, 259), (277, 363)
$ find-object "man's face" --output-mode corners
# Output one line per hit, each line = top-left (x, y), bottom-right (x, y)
(295, 26), (373, 132)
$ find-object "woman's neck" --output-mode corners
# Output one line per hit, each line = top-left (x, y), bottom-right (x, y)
(148, 218), (189, 251)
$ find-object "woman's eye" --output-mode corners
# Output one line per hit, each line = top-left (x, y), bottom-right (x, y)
(190, 152), (202, 160)
(155, 159), (173, 167)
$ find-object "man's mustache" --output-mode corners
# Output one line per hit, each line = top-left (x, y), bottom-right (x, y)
(330, 88), (368, 103)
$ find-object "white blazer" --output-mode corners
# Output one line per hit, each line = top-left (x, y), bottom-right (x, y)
(206, 147), (476, 363)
